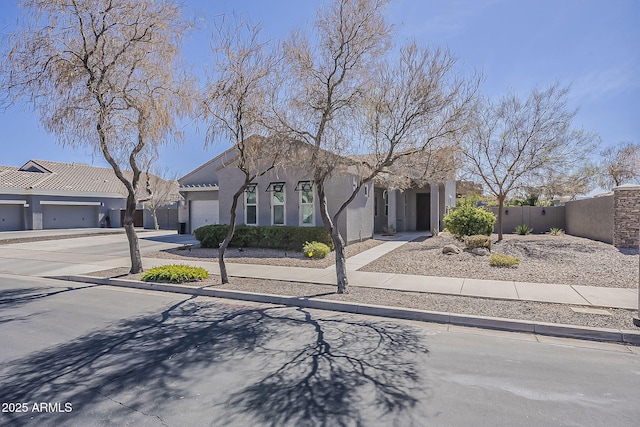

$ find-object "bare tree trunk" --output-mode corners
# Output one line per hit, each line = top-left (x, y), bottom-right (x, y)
(219, 186), (245, 284)
(152, 209), (159, 230)
(497, 195), (505, 241)
(124, 195), (143, 274)
(317, 182), (349, 293)
(332, 227), (348, 294)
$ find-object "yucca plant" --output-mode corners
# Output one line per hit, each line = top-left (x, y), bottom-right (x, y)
(515, 224), (533, 235)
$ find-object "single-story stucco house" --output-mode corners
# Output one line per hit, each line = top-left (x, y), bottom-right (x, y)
(0, 159), (178, 231)
(178, 145), (458, 243)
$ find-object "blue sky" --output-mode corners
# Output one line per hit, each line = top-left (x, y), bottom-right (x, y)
(1, 0), (638, 178)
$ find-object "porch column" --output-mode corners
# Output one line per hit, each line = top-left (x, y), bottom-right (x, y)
(430, 183), (440, 233)
(444, 180), (456, 214)
(387, 189), (397, 232)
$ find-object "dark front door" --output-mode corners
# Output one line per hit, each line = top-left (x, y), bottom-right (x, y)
(416, 193), (430, 231)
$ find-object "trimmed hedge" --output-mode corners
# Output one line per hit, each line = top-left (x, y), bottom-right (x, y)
(464, 235), (492, 251)
(444, 204), (496, 240)
(141, 265), (209, 283)
(489, 253), (520, 267)
(194, 224), (334, 251)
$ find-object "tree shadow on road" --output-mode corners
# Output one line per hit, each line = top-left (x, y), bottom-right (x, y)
(0, 297), (430, 426)
(225, 307), (431, 426)
(0, 284), (99, 309)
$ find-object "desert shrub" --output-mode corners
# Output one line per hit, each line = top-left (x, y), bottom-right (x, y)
(443, 204), (496, 240)
(549, 227), (564, 236)
(489, 253), (520, 267)
(193, 225), (333, 251)
(515, 224), (533, 235)
(464, 235), (492, 250)
(141, 265), (209, 283)
(302, 241), (331, 259)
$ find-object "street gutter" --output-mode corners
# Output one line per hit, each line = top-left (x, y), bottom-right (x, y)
(53, 274), (640, 347)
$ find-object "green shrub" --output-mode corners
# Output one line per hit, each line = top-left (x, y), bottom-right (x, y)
(549, 227), (564, 236)
(141, 265), (209, 283)
(464, 235), (492, 250)
(515, 224), (533, 235)
(489, 253), (520, 267)
(302, 241), (331, 259)
(443, 204), (496, 240)
(193, 224), (334, 251)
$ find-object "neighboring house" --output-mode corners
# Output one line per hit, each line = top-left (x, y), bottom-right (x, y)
(0, 159), (179, 231)
(178, 146), (457, 243)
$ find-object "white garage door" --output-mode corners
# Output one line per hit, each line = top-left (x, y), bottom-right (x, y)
(190, 200), (219, 232)
(0, 205), (24, 231)
(42, 205), (98, 229)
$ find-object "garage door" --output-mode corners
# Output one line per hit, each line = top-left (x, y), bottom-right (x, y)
(42, 205), (98, 229)
(190, 200), (219, 232)
(0, 204), (24, 231)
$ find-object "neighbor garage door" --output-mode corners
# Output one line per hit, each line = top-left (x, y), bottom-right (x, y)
(0, 203), (24, 231)
(190, 200), (219, 232)
(42, 204), (99, 229)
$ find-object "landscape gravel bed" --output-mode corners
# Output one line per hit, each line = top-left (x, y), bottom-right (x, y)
(88, 268), (639, 332)
(146, 238), (382, 269)
(362, 233), (639, 289)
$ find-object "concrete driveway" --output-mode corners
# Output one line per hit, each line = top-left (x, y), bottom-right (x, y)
(0, 230), (197, 276)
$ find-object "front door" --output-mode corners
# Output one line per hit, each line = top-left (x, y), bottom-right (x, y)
(416, 193), (430, 231)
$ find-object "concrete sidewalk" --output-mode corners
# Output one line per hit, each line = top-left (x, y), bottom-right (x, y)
(325, 231), (430, 271)
(137, 256), (638, 310)
(0, 229), (636, 311)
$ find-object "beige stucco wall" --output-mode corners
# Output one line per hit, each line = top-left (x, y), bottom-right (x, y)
(565, 195), (614, 244)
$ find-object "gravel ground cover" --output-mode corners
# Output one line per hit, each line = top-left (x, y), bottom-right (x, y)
(146, 238), (383, 269)
(362, 233), (639, 289)
(87, 268), (638, 331)
(85, 232), (640, 332)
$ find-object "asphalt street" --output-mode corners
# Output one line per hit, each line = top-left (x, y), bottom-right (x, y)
(0, 231), (197, 276)
(1, 273), (639, 426)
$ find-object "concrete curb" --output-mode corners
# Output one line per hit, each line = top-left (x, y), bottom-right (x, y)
(54, 274), (640, 347)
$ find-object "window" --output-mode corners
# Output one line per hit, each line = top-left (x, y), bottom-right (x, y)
(272, 186), (285, 225)
(300, 187), (313, 225)
(245, 184), (258, 225)
(374, 193), (378, 217)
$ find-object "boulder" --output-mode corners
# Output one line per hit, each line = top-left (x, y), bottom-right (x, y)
(442, 244), (462, 255)
(470, 247), (490, 256)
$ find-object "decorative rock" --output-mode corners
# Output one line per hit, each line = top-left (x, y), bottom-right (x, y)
(442, 244), (462, 255)
(471, 247), (490, 256)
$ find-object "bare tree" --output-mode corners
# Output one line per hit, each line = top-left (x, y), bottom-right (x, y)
(143, 167), (181, 230)
(461, 84), (599, 240)
(598, 142), (640, 189)
(534, 163), (599, 201)
(202, 19), (287, 284)
(2, 0), (191, 273)
(277, 0), (477, 293)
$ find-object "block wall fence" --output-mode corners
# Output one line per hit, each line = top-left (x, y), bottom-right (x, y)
(487, 184), (639, 249)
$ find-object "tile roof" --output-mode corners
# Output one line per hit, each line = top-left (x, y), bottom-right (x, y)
(0, 160), (160, 197)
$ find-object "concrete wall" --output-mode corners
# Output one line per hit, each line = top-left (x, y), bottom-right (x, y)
(490, 206), (565, 235)
(565, 196), (614, 244)
(144, 206), (179, 230)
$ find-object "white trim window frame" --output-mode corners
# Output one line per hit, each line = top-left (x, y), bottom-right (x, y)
(271, 186), (286, 225)
(299, 185), (314, 226)
(244, 184), (258, 225)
